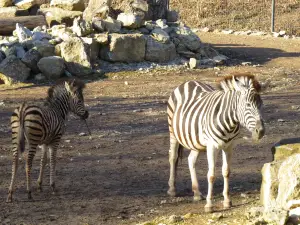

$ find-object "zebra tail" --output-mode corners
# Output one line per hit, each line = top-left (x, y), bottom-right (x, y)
(178, 145), (183, 164)
(13, 103), (26, 153)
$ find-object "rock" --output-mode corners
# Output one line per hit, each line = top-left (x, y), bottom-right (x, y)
(34, 73), (46, 80)
(260, 160), (282, 208)
(271, 138), (300, 161)
(15, 46), (26, 59)
(289, 207), (300, 224)
(0, 55), (30, 84)
(81, 37), (99, 63)
(92, 17), (121, 33)
(37, 56), (65, 79)
(139, 27), (150, 34)
(0, 6), (18, 17)
(38, 7), (83, 27)
(14, 0), (46, 10)
(222, 29), (234, 34)
(189, 57), (198, 69)
(212, 213), (223, 220)
(92, 19), (105, 33)
(33, 41), (55, 57)
(201, 27), (212, 32)
(59, 37), (92, 76)
(0, 51), (5, 64)
(83, 0), (111, 21)
(263, 207), (288, 225)
(213, 55), (228, 65)
(277, 154), (300, 209)
(15, 23), (33, 42)
(32, 32), (52, 41)
(145, 36), (176, 63)
(273, 32), (280, 38)
(151, 28), (170, 43)
(156, 19), (168, 29)
(126, 0), (148, 18)
(100, 33), (146, 63)
(92, 33), (109, 45)
(21, 49), (42, 74)
(117, 13), (144, 29)
(50, 0), (85, 11)
(170, 27), (201, 51)
(0, 0), (12, 7)
(50, 24), (75, 41)
(279, 30), (286, 36)
(246, 207), (264, 220)
(166, 10), (179, 22)
(72, 17), (93, 37)
(168, 215), (183, 223)
(2, 44), (25, 58)
(144, 21), (156, 31)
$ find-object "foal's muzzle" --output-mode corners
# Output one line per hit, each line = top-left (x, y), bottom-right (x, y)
(80, 110), (89, 120)
(252, 120), (265, 141)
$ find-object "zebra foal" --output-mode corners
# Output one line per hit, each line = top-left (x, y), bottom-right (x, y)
(6, 79), (89, 203)
(167, 74), (265, 212)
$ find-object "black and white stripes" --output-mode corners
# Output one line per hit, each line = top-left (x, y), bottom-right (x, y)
(167, 74), (265, 212)
(6, 79), (88, 203)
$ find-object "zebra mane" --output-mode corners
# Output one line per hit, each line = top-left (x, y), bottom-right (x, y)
(218, 73), (261, 92)
(46, 78), (86, 102)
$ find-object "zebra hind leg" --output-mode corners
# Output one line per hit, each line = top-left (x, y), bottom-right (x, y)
(37, 144), (48, 192)
(188, 150), (204, 201)
(49, 142), (59, 194)
(167, 135), (180, 197)
(26, 144), (38, 200)
(6, 151), (19, 203)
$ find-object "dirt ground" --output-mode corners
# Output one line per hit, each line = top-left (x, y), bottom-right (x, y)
(0, 33), (300, 225)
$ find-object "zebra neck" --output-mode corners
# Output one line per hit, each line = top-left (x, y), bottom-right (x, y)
(223, 91), (240, 127)
(47, 96), (70, 120)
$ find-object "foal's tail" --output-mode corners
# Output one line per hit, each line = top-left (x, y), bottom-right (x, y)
(11, 103), (26, 154)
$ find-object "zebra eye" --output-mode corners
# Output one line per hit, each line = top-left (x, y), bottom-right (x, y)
(246, 103), (251, 107)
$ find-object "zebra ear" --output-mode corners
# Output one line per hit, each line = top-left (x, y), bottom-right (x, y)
(65, 81), (72, 93)
(232, 76), (247, 91)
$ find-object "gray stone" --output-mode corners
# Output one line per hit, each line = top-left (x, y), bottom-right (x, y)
(263, 207), (288, 225)
(156, 19), (168, 29)
(83, 0), (111, 21)
(151, 28), (170, 43)
(15, 23), (32, 42)
(92, 17), (121, 33)
(0, 55), (30, 84)
(0, 51), (5, 64)
(92, 33), (108, 45)
(38, 7), (83, 27)
(34, 73), (46, 81)
(0, 6), (17, 17)
(33, 41), (55, 57)
(117, 13), (144, 29)
(21, 49), (42, 74)
(260, 160), (282, 208)
(2, 44), (25, 58)
(100, 33), (145, 63)
(222, 29), (234, 34)
(166, 10), (179, 22)
(81, 37), (99, 63)
(37, 56), (65, 79)
(72, 17), (93, 37)
(168, 215), (183, 223)
(32, 32), (52, 41)
(145, 36), (176, 63)
(144, 21), (156, 31)
(171, 27), (201, 51)
(14, 0), (46, 10)
(60, 37), (92, 76)
(126, 0), (148, 17)
(15, 46), (26, 59)
(271, 138), (300, 161)
(213, 55), (228, 65)
(277, 154), (300, 209)
(0, 0), (12, 7)
(50, 0), (85, 11)
(139, 27), (150, 34)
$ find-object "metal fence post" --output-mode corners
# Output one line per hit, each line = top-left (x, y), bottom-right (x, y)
(271, 0), (275, 32)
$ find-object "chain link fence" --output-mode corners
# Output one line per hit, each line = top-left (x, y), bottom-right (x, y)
(170, 0), (300, 35)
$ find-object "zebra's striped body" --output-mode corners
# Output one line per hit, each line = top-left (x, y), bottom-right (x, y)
(7, 79), (88, 203)
(167, 74), (265, 212)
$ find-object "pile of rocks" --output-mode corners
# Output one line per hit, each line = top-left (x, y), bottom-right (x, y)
(0, 0), (227, 84)
(249, 138), (300, 225)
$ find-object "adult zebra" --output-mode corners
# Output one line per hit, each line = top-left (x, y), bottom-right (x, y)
(167, 74), (265, 212)
(6, 79), (89, 203)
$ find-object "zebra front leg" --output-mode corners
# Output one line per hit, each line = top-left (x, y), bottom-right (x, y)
(188, 150), (204, 201)
(205, 145), (220, 213)
(49, 143), (59, 194)
(222, 147), (233, 209)
(6, 151), (19, 203)
(167, 135), (180, 197)
(37, 144), (48, 192)
(26, 145), (38, 200)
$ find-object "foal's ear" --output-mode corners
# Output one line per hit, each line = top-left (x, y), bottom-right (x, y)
(65, 81), (72, 93)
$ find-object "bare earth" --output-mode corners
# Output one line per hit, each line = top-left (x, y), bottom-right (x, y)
(0, 33), (300, 225)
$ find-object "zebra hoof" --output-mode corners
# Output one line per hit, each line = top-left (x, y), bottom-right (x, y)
(204, 205), (214, 213)
(193, 194), (205, 201)
(28, 192), (33, 200)
(223, 200), (232, 209)
(167, 189), (176, 197)
(6, 195), (12, 203)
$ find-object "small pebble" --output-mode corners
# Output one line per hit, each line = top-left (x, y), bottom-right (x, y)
(79, 132), (87, 136)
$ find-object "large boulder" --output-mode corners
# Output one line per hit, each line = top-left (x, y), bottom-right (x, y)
(81, 37), (99, 63)
(0, 0), (12, 7)
(15, 23), (33, 42)
(59, 37), (92, 76)
(92, 17), (121, 33)
(276, 154), (300, 209)
(117, 13), (143, 29)
(32, 41), (55, 57)
(0, 6), (17, 17)
(0, 51), (5, 64)
(92, 33), (109, 45)
(145, 36), (176, 63)
(37, 56), (65, 79)
(170, 26), (201, 52)
(0, 55), (30, 84)
(50, 0), (85, 11)
(83, 0), (111, 21)
(14, 0), (47, 10)
(21, 49), (42, 74)
(260, 160), (283, 208)
(72, 17), (93, 37)
(100, 33), (146, 63)
(151, 28), (170, 43)
(38, 7), (82, 26)
(271, 138), (300, 161)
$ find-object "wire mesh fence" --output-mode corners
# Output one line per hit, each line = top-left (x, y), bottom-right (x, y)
(170, 0), (300, 35)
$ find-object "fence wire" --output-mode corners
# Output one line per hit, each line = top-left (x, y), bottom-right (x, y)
(170, 0), (300, 35)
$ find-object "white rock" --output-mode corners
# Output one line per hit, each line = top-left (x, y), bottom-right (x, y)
(189, 58), (198, 69)
(222, 29), (234, 34)
(117, 13), (143, 29)
(15, 23), (32, 42)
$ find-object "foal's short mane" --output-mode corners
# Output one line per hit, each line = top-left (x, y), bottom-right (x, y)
(217, 73), (261, 92)
(47, 78), (86, 101)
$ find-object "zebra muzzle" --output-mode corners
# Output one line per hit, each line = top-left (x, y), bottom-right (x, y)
(252, 120), (265, 140)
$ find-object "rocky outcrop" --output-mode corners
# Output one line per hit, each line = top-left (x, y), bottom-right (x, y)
(272, 138), (300, 161)
(83, 0), (111, 21)
(100, 33), (146, 63)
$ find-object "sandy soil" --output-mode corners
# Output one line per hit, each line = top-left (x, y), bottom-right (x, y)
(0, 33), (300, 225)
